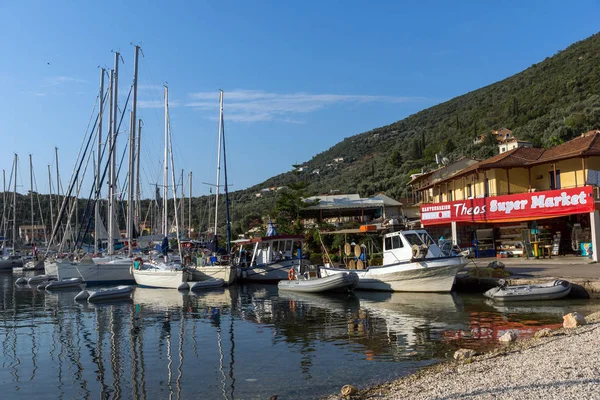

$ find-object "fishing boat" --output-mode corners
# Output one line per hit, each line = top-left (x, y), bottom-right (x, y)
(237, 221), (308, 283)
(42, 277), (83, 290)
(75, 285), (134, 302)
(278, 268), (359, 293)
(483, 279), (572, 302)
(319, 229), (467, 292)
(190, 278), (225, 291)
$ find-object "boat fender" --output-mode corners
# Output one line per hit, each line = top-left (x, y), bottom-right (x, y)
(178, 282), (190, 291)
(74, 290), (90, 301)
(288, 268), (296, 281)
(15, 277), (27, 285)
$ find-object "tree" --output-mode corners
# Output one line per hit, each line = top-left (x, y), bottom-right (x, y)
(387, 148), (403, 168)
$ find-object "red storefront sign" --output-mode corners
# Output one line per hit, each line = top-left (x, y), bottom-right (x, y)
(420, 186), (595, 225)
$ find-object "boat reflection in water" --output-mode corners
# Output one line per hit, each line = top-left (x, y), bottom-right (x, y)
(3, 273), (597, 400)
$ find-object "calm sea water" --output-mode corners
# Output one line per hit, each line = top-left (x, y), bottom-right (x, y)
(1, 273), (599, 400)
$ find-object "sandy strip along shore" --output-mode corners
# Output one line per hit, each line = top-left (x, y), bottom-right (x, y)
(324, 312), (600, 400)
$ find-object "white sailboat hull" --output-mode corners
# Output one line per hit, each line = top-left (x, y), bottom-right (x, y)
(56, 260), (135, 285)
(133, 269), (190, 289)
(189, 265), (235, 285)
(319, 256), (467, 292)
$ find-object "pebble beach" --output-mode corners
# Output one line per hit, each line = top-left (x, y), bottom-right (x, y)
(325, 312), (600, 400)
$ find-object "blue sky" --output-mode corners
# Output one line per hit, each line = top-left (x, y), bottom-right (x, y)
(1, 0), (599, 199)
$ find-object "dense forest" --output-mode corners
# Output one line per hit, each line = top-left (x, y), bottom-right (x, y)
(3, 32), (600, 242)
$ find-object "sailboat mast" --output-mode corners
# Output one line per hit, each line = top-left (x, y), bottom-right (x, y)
(47, 165), (54, 241)
(127, 45), (140, 257)
(1, 169), (5, 247)
(107, 68), (114, 255)
(95, 68), (105, 254)
(29, 154), (34, 238)
(221, 96), (232, 255)
(109, 50), (120, 257)
(163, 85), (169, 237)
(135, 118), (142, 234)
(180, 169), (184, 236)
(168, 126), (182, 262)
(12, 154), (17, 253)
(188, 171), (192, 238)
(55, 147), (61, 243)
(213, 90), (223, 235)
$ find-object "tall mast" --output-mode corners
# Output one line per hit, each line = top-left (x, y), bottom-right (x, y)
(108, 50), (120, 256)
(107, 68), (114, 255)
(1, 170), (5, 248)
(95, 68), (105, 254)
(29, 154), (34, 239)
(221, 92), (232, 254)
(55, 147), (61, 243)
(180, 169), (184, 237)
(47, 165), (54, 239)
(12, 154), (17, 253)
(188, 171), (192, 239)
(127, 45), (140, 257)
(163, 85), (169, 237)
(135, 118), (142, 235)
(213, 90), (224, 235)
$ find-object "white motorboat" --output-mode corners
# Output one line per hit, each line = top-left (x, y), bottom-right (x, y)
(278, 270), (359, 293)
(43, 277), (84, 290)
(132, 259), (191, 289)
(319, 229), (467, 292)
(237, 234), (309, 282)
(190, 278), (225, 291)
(484, 279), (572, 302)
(75, 285), (134, 302)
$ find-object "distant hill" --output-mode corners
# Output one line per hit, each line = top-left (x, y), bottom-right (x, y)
(224, 32), (600, 229)
(4, 33), (600, 239)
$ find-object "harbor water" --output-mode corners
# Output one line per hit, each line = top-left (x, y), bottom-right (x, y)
(1, 273), (599, 399)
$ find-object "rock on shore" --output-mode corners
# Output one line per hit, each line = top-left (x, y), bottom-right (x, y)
(325, 312), (600, 400)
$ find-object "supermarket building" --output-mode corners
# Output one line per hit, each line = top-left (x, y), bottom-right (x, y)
(410, 130), (600, 261)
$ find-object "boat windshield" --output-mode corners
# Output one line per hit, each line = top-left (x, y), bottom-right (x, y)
(403, 232), (436, 247)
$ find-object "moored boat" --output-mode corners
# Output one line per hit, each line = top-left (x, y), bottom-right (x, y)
(75, 285), (134, 302)
(190, 278), (225, 291)
(43, 277), (84, 290)
(484, 279), (572, 301)
(319, 229), (467, 292)
(278, 270), (359, 293)
(132, 258), (190, 290)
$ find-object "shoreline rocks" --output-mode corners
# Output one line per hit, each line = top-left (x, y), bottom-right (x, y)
(324, 311), (600, 400)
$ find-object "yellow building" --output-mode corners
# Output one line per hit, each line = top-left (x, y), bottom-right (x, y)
(410, 130), (600, 260)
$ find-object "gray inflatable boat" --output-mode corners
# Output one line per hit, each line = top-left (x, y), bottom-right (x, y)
(484, 279), (571, 302)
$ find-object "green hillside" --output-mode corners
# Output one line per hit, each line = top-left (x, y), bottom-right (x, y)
(224, 32), (600, 230)
(4, 33), (600, 241)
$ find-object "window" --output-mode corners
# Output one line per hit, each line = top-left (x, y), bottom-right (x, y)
(403, 233), (423, 247)
(549, 169), (561, 190)
(466, 184), (472, 198)
(385, 237), (392, 251)
(392, 235), (403, 249)
(285, 241), (292, 252)
(448, 190), (453, 201)
(485, 178), (490, 197)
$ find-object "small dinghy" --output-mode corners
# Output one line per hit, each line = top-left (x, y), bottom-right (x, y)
(75, 285), (134, 302)
(190, 278), (225, 291)
(278, 270), (359, 293)
(15, 274), (57, 285)
(484, 279), (572, 302)
(43, 277), (83, 290)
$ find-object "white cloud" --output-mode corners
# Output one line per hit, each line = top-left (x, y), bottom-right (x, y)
(186, 89), (429, 123)
(46, 76), (88, 86)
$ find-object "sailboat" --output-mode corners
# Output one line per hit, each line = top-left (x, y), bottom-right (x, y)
(132, 85), (190, 290)
(0, 155), (24, 271)
(188, 90), (236, 285)
(54, 50), (137, 285)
